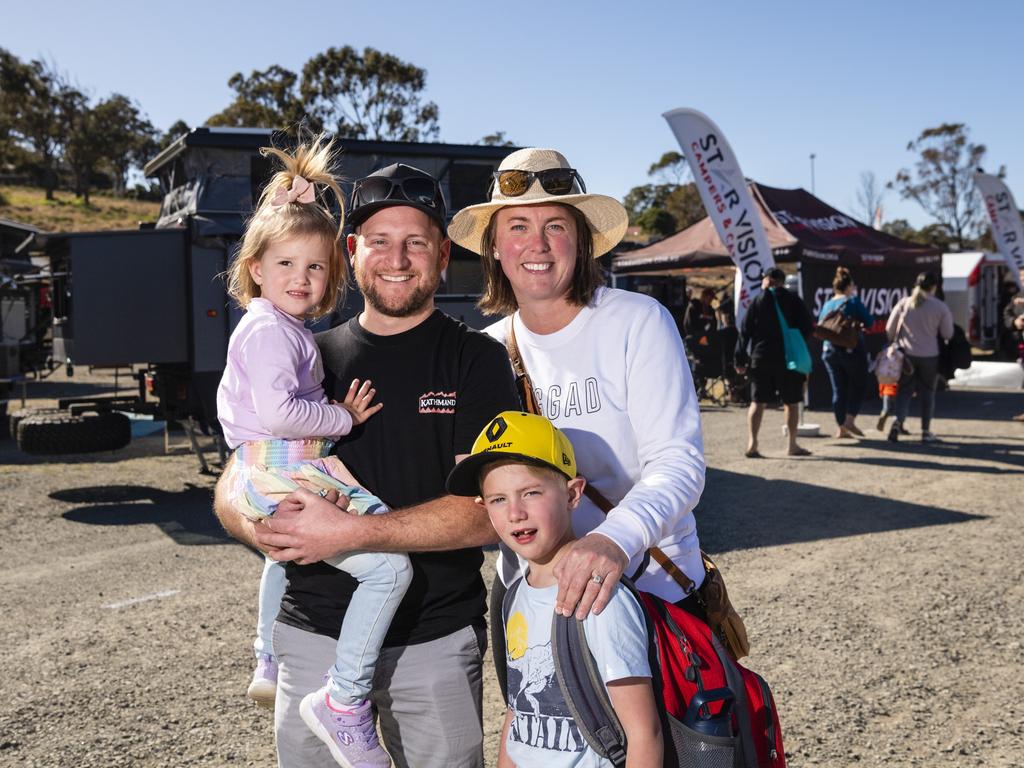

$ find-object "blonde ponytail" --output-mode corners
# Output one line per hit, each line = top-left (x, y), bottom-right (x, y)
(226, 134), (348, 319)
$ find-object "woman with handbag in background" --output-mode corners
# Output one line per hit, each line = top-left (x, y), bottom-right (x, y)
(449, 148), (720, 635)
(818, 266), (874, 438)
(885, 271), (954, 443)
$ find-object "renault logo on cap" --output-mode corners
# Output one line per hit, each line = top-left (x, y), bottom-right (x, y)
(485, 416), (508, 443)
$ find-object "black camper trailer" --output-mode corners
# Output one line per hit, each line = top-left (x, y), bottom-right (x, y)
(11, 128), (516, 456)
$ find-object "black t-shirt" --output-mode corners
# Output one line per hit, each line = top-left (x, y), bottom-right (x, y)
(277, 310), (519, 646)
(735, 288), (813, 371)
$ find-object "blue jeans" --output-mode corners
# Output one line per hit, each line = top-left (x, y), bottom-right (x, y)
(322, 546), (411, 704)
(239, 451), (412, 705)
(822, 346), (868, 426)
(256, 534), (412, 705)
(894, 355), (940, 432)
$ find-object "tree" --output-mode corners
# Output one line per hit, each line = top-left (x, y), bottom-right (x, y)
(623, 182), (673, 223)
(160, 119), (190, 149)
(647, 151), (688, 185)
(300, 46), (440, 141)
(0, 49), (29, 169)
(635, 207), (676, 237)
(207, 65), (311, 133)
(2, 55), (66, 199)
(891, 123), (988, 249)
(63, 90), (104, 204)
(881, 218), (954, 252)
(854, 170), (885, 227)
(662, 183), (705, 233)
(478, 131), (516, 147)
(623, 176), (705, 236)
(90, 94), (159, 195)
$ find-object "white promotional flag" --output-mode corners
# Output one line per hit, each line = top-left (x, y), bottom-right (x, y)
(663, 108), (776, 323)
(974, 172), (1024, 290)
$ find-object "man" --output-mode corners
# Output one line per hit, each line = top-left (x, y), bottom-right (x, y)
(734, 267), (814, 457)
(215, 163), (519, 768)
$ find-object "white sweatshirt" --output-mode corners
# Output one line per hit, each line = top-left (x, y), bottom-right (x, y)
(486, 287), (706, 603)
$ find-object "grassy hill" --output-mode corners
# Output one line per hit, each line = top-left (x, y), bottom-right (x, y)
(0, 185), (160, 233)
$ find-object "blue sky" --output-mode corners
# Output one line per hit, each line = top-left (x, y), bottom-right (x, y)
(6, 0), (1023, 227)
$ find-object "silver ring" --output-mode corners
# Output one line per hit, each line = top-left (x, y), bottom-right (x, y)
(591, 573), (604, 585)
(317, 489), (329, 498)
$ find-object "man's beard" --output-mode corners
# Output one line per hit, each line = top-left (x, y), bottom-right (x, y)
(355, 264), (441, 318)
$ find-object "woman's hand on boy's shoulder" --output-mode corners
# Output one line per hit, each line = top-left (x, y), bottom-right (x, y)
(553, 532), (628, 621)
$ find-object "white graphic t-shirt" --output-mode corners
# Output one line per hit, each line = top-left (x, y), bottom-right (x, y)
(504, 577), (651, 767)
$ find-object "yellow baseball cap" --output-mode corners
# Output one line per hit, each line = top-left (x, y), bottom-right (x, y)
(446, 411), (577, 496)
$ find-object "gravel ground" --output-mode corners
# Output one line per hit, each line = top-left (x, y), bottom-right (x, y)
(0, 370), (1021, 767)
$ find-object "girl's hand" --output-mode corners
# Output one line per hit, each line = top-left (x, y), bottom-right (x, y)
(340, 378), (383, 425)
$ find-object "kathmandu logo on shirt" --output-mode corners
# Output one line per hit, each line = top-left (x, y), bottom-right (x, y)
(418, 391), (457, 414)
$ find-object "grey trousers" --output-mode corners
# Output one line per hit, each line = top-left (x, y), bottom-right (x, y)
(272, 621), (486, 768)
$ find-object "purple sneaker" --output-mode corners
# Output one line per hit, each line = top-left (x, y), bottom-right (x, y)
(246, 653), (277, 709)
(300, 687), (391, 768)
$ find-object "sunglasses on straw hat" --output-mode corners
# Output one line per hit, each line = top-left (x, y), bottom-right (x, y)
(487, 167), (586, 199)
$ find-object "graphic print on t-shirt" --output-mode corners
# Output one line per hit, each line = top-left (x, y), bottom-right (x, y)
(505, 610), (585, 754)
(418, 390), (457, 414)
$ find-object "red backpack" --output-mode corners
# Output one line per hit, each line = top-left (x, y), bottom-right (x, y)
(504, 577), (786, 767)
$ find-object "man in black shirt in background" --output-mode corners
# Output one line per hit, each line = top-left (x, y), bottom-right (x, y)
(735, 267), (814, 458)
(216, 164), (518, 768)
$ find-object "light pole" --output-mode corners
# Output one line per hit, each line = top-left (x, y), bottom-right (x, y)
(809, 153), (816, 194)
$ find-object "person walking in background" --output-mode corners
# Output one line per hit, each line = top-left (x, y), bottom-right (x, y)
(684, 287), (723, 394)
(1006, 292), (1024, 422)
(818, 267), (873, 438)
(885, 271), (954, 443)
(735, 267), (815, 457)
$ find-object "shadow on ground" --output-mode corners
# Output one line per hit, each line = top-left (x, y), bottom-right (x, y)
(823, 432), (1024, 469)
(810, 387), (1023, 423)
(54, 484), (230, 546)
(695, 468), (985, 554)
(0, 432), (221, 469)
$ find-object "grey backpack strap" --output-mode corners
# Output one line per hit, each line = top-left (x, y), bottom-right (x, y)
(490, 574), (511, 704)
(495, 577), (524, 705)
(551, 593), (628, 768)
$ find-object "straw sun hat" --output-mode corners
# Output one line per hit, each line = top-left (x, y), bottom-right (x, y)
(447, 148), (628, 258)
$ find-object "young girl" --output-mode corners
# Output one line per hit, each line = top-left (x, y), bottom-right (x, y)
(217, 136), (408, 767)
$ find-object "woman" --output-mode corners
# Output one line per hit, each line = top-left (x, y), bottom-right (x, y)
(885, 271), (954, 442)
(448, 147), (707, 620)
(818, 266), (873, 438)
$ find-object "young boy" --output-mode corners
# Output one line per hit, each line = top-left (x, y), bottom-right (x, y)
(446, 411), (663, 768)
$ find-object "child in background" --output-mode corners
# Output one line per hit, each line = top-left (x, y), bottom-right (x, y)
(446, 411), (662, 768)
(217, 136), (409, 768)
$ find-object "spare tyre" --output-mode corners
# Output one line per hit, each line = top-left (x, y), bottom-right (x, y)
(8, 407), (67, 441)
(17, 411), (132, 455)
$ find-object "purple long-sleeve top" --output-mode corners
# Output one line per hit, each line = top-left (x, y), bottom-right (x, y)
(216, 298), (352, 449)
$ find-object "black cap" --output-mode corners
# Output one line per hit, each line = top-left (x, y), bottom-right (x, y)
(347, 163), (447, 230)
(760, 267), (786, 282)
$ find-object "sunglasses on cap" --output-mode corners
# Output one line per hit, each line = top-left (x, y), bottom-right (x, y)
(488, 167), (587, 198)
(352, 175), (443, 210)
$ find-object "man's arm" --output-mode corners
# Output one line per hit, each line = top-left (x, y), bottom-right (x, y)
(212, 458), (265, 550)
(254, 470), (499, 566)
